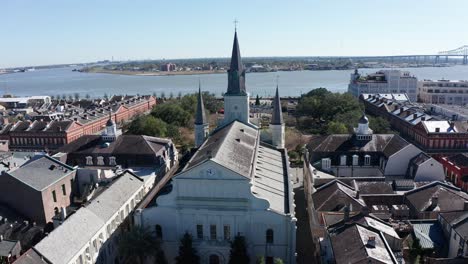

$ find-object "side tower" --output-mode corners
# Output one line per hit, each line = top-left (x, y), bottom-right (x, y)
(270, 86), (285, 148)
(195, 83), (209, 147)
(223, 30), (250, 125)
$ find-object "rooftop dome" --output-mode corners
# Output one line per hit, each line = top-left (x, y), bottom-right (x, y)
(358, 114), (369, 124)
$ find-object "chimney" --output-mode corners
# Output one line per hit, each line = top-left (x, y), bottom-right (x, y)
(60, 207), (67, 221)
(421, 116), (426, 121)
(344, 204), (350, 222)
(435, 127), (440, 133)
(367, 236), (376, 248)
(395, 105), (399, 110)
(431, 195), (439, 207)
(361, 206), (369, 216)
(413, 113), (418, 119)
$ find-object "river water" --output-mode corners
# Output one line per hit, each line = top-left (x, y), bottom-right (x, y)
(1, 66), (468, 98)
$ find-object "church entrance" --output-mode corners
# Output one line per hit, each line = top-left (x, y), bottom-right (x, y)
(209, 254), (220, 264)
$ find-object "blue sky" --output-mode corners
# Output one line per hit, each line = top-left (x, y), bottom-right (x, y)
(1, 0), (467, 68)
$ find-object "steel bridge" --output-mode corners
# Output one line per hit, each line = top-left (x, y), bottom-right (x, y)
(311, 45), (468, 65)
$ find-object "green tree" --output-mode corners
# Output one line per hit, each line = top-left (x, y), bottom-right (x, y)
(304, 87), (330, 98)
(167, 124), (181, 142)
(179, 94), (197, 114)
(202, 92), (222, 113)
(368, 116), (391, 134)
(127, 115), (168, 137)
(119, 226), (164, 264)
(326, 121), (348, 134)
(228, 235), (250, 264)
(85, 93), (91, 99)
(152, 104), (191, 127)
(175, 232), (200, 264)
(74, 93), (80, 101)
(160, 92), (166, 99)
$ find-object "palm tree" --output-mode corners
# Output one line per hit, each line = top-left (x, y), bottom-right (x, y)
(119, 226), (166, 264)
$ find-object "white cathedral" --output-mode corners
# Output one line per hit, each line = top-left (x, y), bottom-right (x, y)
(135, 31), (297, 264)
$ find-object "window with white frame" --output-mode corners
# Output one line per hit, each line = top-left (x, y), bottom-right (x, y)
(352, 155), (359, 166)
(97, 156), (104, 166)
(364, 155), (371, 166)
(109, 156), (116, 166)
(340, 155), (347, 166)
(321, 158), (331, 171)
(86, 156), (93, 166)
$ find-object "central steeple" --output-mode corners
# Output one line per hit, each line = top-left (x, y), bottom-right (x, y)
(226, 31), (247, 96)
(223, 30), (250, 126)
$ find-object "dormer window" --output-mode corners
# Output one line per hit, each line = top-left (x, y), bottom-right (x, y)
(340, 155), (347, 166)
(352, 155), (359, 166)
(97, 156), (104, 166)
(364, 155), (371, 166)
(322, 158), (331, 171)
(86, 156), (93, 166)
(109, 156), (116, 166)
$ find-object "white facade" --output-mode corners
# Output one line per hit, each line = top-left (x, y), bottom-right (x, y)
(223, 94), (250, 125)
(135, 159), (296, 264)
(418, 79), (468, 105)
(195, 123), (209, 148)
(34, 172), (146, 264)
(270, 123), (285, 149)
(349, 70), (417, 102)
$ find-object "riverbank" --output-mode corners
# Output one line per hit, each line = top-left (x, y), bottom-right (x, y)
(82, 67), (226, 76)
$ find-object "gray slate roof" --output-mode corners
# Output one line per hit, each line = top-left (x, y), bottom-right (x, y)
(13, 248), (50, 264)
(409, 220), (446, 249)
(308, 134), (410, 158)
(6, 155), (75, 191)
(0, 239), (20, 257)
(405, 182), (468, 212)
(330, 223), (397, 264)
(34, 172), (144, 264)
(185, 121), (258, 178)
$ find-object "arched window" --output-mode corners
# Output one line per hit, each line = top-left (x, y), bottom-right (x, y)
(155, 225), (163, 239)
(266, 229), (274, 244)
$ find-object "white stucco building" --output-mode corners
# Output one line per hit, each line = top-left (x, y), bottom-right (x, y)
(418, 79), (468, 105)
(348, 69), (418, 102)
(32, 171), (146, 264)
(135, 31), (296, 264)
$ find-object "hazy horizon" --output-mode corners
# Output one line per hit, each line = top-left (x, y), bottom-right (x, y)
(2, 0), (467, 68)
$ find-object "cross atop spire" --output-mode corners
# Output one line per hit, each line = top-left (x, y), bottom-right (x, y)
(233, 19), (238, 32)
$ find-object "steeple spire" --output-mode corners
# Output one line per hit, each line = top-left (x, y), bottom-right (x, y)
(271, 85), (283, 125)
(226, 31), (246, 95)
(195, 81), (207, 125)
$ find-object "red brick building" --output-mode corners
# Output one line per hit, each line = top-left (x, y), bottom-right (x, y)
(360, 94), (468, 154)
(438, 154), (468, 192)
(0, 95), (156, 151)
